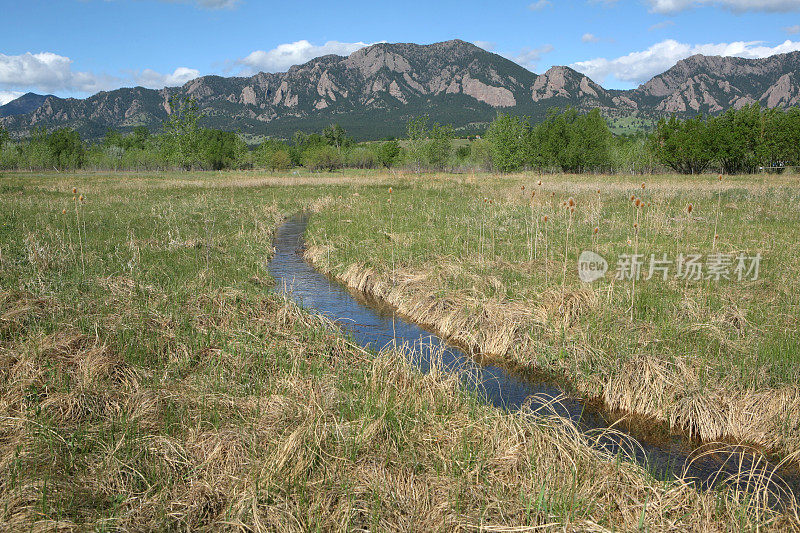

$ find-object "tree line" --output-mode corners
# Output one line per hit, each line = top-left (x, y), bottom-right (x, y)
(650, 104), (800, 174)
(0, 97), (797, 174)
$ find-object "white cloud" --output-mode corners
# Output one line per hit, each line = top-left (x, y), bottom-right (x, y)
(0, 51), (116, 93)
(508, 44), (555, 71)
(582, 33), (601, 43)
(647, 0), (800, 13)
(157, 0), (240, 9)
(132, 67), (201, 88)
(473, 40), (497, 51)
(785, 24), (800, 33)
(0, 51), (201, 96)
(571, 38), (800, 84)
(528, 0), (552, 11)
(238, 40), (372, 73)
(649, 19), (676, 30)
(0, 91), (24, 106)
(194, 0), (238, 7)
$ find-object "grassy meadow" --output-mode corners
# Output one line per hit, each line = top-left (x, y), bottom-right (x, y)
(1, 169), (799, 530)
(304, 172), (800, 459)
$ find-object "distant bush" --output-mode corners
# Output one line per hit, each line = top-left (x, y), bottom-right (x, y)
(469, 139), (492, 171)
(303, 145), (342, 171)
(406, 115), (454, 171)
(376, 140), (401, 168)
(48, 128), (85, 170)
(347, 147), (378, 169)
(651, 104), (800, 174)
(268, 149), (292, 171)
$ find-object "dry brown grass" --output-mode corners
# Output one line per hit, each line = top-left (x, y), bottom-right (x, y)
(3, 170), (799, 530)
(305, 249), (800, 468)
(1, 288), (797, 531)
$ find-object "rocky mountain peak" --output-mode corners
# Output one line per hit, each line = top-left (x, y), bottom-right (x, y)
(532, 66), (607, 102)
(3, 42), (800, 141)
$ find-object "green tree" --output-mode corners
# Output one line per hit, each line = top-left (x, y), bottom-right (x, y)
(568, 109), (612, 172)
(303, 145), (342, 171)
(650, 115), (713, 174)
(376, 140), (401, 168)
(196, 129), (242, 170)
(47, 128), (85, 170)
(469, 138), (493, 170)
(406, 115), (430, 171)
(709, 104), (762, 174)
(130, 126), (150, 150)
(486, 112), (528, 173)
(425, 122), (454, 170)
(268, 149), (292, 171)
(347, 146), (378, 169)
(0, 126), (9, 152)
(163, 95), (202, 169)
(322, 123), (352, 154)
(528, 107), (611, 173)
(290, 131), (326, 166)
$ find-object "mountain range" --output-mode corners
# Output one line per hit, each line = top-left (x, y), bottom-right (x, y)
(2, 39), (799, 141)
(0, 93), (56, 119)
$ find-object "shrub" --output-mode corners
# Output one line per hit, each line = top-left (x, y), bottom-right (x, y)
(347, 147), (378, 169)
(269, 149), (292, 171)
(303, 145), (342, 171)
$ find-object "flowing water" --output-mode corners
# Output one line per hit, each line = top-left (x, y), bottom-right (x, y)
(269, 212), (799, 505)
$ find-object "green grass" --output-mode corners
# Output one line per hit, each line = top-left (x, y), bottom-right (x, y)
(0, 169), (797, 530)
(304, 171), (800, 456)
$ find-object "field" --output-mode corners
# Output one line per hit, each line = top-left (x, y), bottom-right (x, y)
(305, 171), (800, 460)
(1, 169), (799, 531)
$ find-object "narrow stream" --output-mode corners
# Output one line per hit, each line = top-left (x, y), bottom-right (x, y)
(269, 212), (798, 506)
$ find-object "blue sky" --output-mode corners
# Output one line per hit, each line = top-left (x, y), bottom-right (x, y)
(1, 0), (800, 104)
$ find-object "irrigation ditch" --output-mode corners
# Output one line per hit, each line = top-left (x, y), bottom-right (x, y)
(269, 212), (800, 510)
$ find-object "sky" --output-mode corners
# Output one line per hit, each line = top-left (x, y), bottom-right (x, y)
(1, 0), (800, 105)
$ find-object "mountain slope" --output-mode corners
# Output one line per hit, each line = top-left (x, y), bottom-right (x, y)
(635, 52), (800, 113)
(2, 40), (800, 141)
(0, 93), (59, 118)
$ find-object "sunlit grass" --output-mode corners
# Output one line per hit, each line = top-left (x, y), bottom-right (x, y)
(1, 169), (798, 530)
(305, 171), (800, 458)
